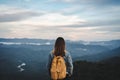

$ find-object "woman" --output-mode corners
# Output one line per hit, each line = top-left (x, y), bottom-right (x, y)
(47, 37), (73, 80)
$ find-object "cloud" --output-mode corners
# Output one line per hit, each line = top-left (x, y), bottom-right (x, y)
(0, 10), (119, 41)
(11, 12), (85, 26)
(0, 1), (120, 41)
(92, 26), (120, 33)
(54, 19), (120, 29)
(0, 5), (44, 22)
(0, 11), (86, 39)
(52, 0), (120, 6)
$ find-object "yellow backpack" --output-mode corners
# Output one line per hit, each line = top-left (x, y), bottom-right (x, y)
(50, 55), (66, 80)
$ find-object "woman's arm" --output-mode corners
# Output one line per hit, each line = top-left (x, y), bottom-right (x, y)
(66, 52), (73, 76)
(47, 53), (52, 75)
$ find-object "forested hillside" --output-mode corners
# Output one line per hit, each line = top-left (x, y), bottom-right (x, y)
(71, 58), (120, 80)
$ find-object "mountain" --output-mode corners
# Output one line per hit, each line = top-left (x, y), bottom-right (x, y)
(0, 38), (120, 80)
(67, 42), (110, 58)
(0, 38), (54, 43)
(76, 47), (120, 62)
(0, 38), (120, 49)
(0, 38), (112, 58)
(83, 40), (120, 49)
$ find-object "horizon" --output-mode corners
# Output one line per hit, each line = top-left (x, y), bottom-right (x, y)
(0, 37), (120, 42)
(0, 0), (120, 41)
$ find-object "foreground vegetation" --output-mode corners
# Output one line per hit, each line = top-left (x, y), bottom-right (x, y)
(71, 59), (120, 80)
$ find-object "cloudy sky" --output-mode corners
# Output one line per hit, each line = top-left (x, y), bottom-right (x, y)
(0, 0), (120, 41)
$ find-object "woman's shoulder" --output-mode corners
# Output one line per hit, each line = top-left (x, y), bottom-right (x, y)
(65, 50), (71, 56)
(49, 50), (54, 57)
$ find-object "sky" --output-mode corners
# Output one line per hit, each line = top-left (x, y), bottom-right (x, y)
(0, 0), (120, 41)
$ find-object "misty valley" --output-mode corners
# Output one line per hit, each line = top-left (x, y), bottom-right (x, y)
(0, 38), (120, 80)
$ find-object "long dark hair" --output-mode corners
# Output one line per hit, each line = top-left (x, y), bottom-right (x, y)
(53, 37), (66, 56)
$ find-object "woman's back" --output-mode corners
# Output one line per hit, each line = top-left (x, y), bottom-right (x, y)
(48, 51), (73, 75)
(47, 37), (73, 80)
